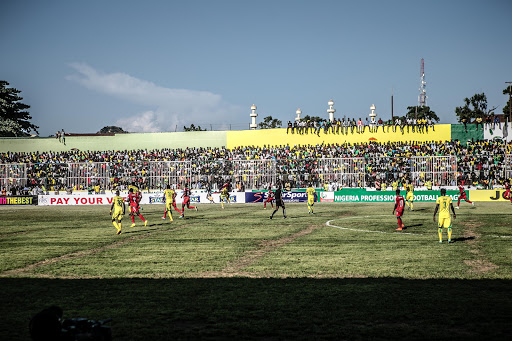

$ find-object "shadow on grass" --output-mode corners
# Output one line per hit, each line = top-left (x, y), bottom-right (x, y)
(451, 236), (476, 242)
(1, 277), (511, 340)
(402, 223), (423, 229)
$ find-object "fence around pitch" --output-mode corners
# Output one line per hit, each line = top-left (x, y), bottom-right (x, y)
(0, 156), (465, 191)
(506, 154), (512, 179)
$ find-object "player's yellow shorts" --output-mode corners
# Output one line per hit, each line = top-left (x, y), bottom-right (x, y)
(308, 196), (315, 205)
(112, 208), (124, 221)
(406, 192), (414, 201)
(166, 201), (173, 212)
(221, 194), (229, 202)
(438, 216), (451, 228)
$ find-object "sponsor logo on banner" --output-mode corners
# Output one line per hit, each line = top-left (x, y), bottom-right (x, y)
(0, 196), (37, 205)
(190, 196), (200, 203)
(245, 191), (307, 203)
(469, 189), (510, 202)
(245, 192), (265, 203)
(334, 190), (460, 203)
(149, 196), (164, 204)
(282, 192), (308, 203)
(319, 192), (334, 202)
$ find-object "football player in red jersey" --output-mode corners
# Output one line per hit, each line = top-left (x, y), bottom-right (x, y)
(180, 185), (197, 218)
(127, 188), (147, 227)
(392, 189), (405, 231)
(263, 187), (274, 209)
(503, 180), (512, 204)
(456, 184), (474, 209)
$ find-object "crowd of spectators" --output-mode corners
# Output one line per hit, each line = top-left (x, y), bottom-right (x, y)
(1, 139), (511, 194)
(286, 117), (436, 135)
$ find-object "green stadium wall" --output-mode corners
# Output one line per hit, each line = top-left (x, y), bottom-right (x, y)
(0, 124), (483, 153)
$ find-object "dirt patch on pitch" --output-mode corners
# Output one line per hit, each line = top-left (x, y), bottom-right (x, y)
(196, 224), (323, 278)
(461, 221), (498, 274)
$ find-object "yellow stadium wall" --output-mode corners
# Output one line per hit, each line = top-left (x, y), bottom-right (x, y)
(226, 124), (451, 148)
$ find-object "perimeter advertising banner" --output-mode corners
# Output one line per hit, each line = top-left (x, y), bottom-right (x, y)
(0, 195), (37, 205)
(245, 191), (308, 203)
(334, 189), (462, 203)
(38, 191), (246, 206)
(467, 189), (511, 202)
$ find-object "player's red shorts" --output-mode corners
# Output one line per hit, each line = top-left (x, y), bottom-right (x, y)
(183, 196), (190, 205)
(459, 193), (467, 200)
(130, 204), (139, 214)
(395, 209), (404, 217)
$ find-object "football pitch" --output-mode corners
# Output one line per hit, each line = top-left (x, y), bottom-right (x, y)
(1, 202), (511, 340)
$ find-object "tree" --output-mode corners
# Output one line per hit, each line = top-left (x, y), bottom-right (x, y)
(184, 124), (206, 131)
(405, 106), (439, 122)
(302, 115), (324, 122)
(98, 126), (128, 134)
(258, 116), (282, 129)
(503, 85), (512, 120)
(0, 81), (38, 136)
(455, 93), (488, 122)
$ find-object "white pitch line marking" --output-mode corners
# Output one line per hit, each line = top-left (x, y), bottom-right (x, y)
(326, 215), (423, 235)
(326, 216), (511, 238)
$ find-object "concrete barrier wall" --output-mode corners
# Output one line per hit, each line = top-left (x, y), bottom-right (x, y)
(0, 131), (228, 152)
(0, 124), (459, 153)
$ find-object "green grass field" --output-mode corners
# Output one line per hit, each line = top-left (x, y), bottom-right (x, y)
(1, 202), (511, 340)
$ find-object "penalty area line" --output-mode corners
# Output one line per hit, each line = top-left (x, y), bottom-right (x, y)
(326, 215), (423, 235)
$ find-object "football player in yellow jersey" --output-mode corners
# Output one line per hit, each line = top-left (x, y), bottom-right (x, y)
(220, 186), (230, 209)
(109, 190), (125, 235)
(128, 182), (139, 193)
(161, 185), (182, 221)
(306, 184), (316, 214)
(405, 181), (414, 211)
(433, 188), (456, 243)
(392, 180), (399, 191)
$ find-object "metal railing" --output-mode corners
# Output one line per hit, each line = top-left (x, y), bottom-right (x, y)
(0, 156), (464, 191)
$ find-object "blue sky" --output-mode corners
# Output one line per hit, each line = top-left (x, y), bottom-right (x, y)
(1, 0), (511, 136)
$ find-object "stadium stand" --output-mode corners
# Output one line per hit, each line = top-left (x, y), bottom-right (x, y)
(1, 124), (511, 193)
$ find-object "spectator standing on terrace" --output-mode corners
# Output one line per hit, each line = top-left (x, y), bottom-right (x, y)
(343, 118), (349, 135)
(462, 117), (468, 132)
(427, 118), (434, 132)
(287, 121), (293, 134)
(269, 184), (286, 219)
(406, 117), (412, 133)
(394, 117), (401, 133)
(475, 117), (483, 130)
(377, 118), (384, 132)
(494, 115), (501, 129)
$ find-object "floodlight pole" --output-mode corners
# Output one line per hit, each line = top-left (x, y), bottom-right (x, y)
(506, 82), (512, 123)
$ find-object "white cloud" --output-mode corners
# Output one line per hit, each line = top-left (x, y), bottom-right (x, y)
(67, 62), (241, 132)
